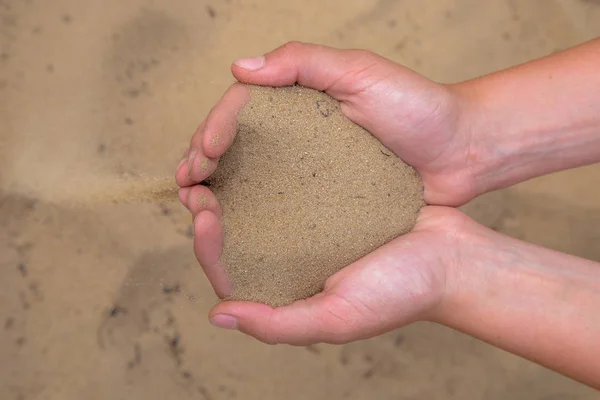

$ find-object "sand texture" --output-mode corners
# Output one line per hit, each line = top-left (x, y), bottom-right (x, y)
(4, 2), (600, 399)
(207, 85), (425, 306)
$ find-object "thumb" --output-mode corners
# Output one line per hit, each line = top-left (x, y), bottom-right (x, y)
(231, 41), (398, 100)
(208, 291), (370, 346)
(229, 41), (449, 166)
(206, 225), (445, 346)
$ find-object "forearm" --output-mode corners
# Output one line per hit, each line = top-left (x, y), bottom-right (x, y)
(455, 38), (600, 195)
(438, 226), (600, 388)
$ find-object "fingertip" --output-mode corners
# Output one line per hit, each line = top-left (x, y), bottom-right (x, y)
(202, 83), (250, 159)
(178, 187), (191, 209)
(231, 42), (332, 90)
(175, 160), (197, 187)
(193, 210), (221, 245)
(209, 301), (274, 336)
(208, 295), (343, 345)
(231, 63), (255, 84)
(183, 120), (215, 184)
(209, 313), (238, 330)
(232, 55), (265, 72)
(203, 131), (229, 160)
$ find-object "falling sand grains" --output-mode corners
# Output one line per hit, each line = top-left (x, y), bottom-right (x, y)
(83, 176), (178, 205)
(3, 174), (178, 206)
(207, 85), (425, 307)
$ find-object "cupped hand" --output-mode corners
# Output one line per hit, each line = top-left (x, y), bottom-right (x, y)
(209, 206), (469, 345)
(177, 42), (478, 206)
(180, 199), (473, 345)
(175, 42), (481, 344)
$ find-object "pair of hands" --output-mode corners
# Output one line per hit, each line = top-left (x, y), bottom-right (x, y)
(175, 42), (490, 345)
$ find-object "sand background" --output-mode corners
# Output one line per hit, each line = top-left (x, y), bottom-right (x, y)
(1, 0), (599, 399)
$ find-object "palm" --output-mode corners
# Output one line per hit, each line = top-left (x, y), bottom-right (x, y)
(329, 63), (475, 206)
(209, 206), (466, 345)
(229, 42), (476, 206)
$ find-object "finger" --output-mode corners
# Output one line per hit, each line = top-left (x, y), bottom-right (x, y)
(175, 148), (192, 187)
(208, 292), (364, 346)
(186, 185), (222, 219)
(231, 41), (393, 99)
(176, 121), (217, 187)
(178, 186), (191, 210)
(194, 211), (231, 298)
(207, 208), (451, 345)
(186, 143), (219, 186)
(202, 83), (250, 159)
(230, 41), (443, 161)
(176, 84), (250, 186)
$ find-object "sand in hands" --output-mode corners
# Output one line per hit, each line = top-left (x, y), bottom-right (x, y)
(207, 85), (425, 307)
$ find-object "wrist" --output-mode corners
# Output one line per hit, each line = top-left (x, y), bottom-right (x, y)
(425, 213), (530, 327)
(416, 82), (494, 206)
(415, 209), (493, 325)
(448, 79), (514, 198)
(429, 219), (600, 386)
(450, 43), (600, 196)
(425, 213), (483, 326)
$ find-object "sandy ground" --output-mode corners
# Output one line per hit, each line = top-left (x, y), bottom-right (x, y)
(1, 0), (599, 399)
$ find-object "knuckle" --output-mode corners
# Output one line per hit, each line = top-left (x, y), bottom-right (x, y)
(324, 331), (353, 345)
(326, 318), (357, 344)
(257, 335), (279, 346)
(316, 297), (360, 344)
(240, 325), (279, 345)
(257, 313), (282, 345)
(350, 49), (378, 63)
(280, 41), (305, 54)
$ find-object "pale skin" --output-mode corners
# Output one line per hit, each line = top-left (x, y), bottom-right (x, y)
(175, 40), (600, 388)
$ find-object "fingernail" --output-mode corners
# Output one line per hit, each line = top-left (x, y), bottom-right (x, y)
(187, 148), (197, 178)
(233, 55), (265, 71)
(177, 157), (187, 170)
(178, 148), (190, 169)
(210, 314), (238, 330)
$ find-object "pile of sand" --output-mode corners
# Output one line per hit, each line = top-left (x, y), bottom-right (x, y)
(207, 85), (424, 306)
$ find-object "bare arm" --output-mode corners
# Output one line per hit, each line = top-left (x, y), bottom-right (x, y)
(176, 41), (600, 388)
(439, 223), (600, 388)
(457, 38), (600, 195)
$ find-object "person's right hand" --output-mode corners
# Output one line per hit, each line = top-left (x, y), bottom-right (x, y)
(252, 42), (480, 206)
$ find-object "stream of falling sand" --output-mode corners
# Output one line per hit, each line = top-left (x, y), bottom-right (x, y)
(2, 174), (179, 206)
(85, 176), (179, 204)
